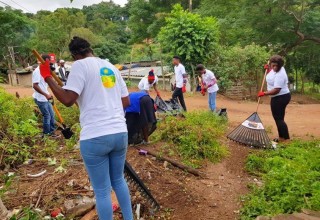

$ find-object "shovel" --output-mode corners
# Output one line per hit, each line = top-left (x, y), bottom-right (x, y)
(49, 99), (74, 139)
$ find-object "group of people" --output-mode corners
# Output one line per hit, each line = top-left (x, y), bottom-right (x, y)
(33, 36), (291, 220)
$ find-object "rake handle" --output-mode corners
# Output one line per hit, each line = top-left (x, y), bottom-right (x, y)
(32, 49), (64, 87)
(256, 68), (268, 113)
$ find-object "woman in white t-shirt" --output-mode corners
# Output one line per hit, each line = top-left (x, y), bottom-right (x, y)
(258, 55), (291, 142)
(39, 37), (133, 220)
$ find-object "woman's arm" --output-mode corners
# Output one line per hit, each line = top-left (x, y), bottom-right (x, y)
(45, 77), (79, 107)
(122, 96), (130, 108)
(264, 88), (281, 96)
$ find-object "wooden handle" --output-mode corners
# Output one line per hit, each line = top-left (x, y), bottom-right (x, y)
(256, 68), (269, 113)
(32, 49), (64, 87)
(51, 101), (64, 124)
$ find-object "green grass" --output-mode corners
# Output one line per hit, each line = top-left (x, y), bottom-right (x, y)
(151, 111), (228, 168)
(241, 140), (320, 219)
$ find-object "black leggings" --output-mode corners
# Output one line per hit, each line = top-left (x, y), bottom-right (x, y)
(270, 93), (291, 139)
(172, 87), (187, 111)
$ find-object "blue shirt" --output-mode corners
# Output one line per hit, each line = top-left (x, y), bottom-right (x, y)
(125, 91), (149, 113)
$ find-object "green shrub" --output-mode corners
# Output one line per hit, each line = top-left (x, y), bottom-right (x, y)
(0, 88), (41, 165)
(152, 111), (228, 168)
(241, 140), (320, 219)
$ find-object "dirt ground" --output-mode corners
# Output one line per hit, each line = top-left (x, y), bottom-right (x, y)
(1, 84), (320, 220)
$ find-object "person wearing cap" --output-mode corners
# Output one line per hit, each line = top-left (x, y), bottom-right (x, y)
(138, 69), (160, 97)
(58, 59), (67, 84)
(32, 55), (59, 138)
(196, 64), (219, 112)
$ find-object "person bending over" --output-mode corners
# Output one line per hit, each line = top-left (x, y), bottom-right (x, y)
(138, 69), (161, 97)
(125, 91), (157, 145)
(39, 36), (133, 220)
(258, 55), (291, 142)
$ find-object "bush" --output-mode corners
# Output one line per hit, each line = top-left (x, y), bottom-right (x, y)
(152, 111), (228, 168)
(0, 88), (40, 165)
(208, 43), (270, 92)
(0, 89), (81, 166)
(241, 140), (320, 219)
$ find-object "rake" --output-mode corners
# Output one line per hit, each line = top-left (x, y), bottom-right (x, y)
(124, 161), (160, 211)
(227, 68), (271, 148)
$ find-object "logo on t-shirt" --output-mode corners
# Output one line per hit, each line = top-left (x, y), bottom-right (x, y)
(100, 67), (116, 88)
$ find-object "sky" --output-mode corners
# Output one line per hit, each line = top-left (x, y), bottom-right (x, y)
(0, 0), (128, 13)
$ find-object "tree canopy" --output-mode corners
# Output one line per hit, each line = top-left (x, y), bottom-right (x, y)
(0, 0), (318, 88)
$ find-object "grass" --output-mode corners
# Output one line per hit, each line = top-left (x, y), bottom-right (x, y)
(241, 140), (320, 219)
(151, 111), (228, 168)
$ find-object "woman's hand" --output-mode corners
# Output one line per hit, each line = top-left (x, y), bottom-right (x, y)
(257, 91), (265, 97)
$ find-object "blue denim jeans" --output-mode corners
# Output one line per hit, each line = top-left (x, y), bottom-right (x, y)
(208, 92), (217, 112)
(80, 132), (133, 220)
(34, 99), (55, 134)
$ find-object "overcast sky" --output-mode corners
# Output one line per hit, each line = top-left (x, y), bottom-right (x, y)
(0, 0), (128, 13)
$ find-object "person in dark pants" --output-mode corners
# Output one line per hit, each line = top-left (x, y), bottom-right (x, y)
(258, 55), (291, 142)
(125, 91), (157, 145)
(172, 56), (188, 111)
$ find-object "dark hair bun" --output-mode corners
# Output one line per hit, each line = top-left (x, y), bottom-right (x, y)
(69, 36), (92, 56)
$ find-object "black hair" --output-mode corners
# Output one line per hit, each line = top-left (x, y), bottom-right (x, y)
(41, 54), (50, 61)
(173, 55), (181, 61)
(196, 64), (205, 71)
(68, 36), (93, 56)
(269, 55), (284, 69)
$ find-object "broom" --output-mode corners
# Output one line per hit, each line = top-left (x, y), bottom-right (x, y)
(227, 68), (271, 148)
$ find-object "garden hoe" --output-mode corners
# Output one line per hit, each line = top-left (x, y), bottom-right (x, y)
(227, 68), (271, 148)
(49, 99), (74, 139)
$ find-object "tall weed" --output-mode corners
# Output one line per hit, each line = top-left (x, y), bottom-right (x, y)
(152, 111), (228, 168)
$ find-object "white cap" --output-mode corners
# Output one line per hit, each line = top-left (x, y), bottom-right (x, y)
(59, 60), (65, 63)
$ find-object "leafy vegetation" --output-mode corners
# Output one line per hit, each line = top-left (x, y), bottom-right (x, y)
(152, 111), (228, 168)
(0, 89), (79, 166)
(0, 0), (319, 92)
(241, 140), (320, 219)
(158, 4), (220, 87)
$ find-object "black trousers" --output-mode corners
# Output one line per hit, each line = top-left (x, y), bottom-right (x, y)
(271, 93), (291, 139)
(172, 87), (187, 111)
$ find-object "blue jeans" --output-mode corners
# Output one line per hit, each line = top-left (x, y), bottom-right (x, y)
(208, 92), (217, 112)
(34, 99), (55, 134)
(80, 132), (133, 220)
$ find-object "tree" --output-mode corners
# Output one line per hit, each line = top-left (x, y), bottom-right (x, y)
(28, 9), (86, 58)
(0, 7), (33, 67)
(208, 44), (270, 92)
(127, 0), (201, 43)
(158, 4), (220, 88)
(71, 27), (102, 46)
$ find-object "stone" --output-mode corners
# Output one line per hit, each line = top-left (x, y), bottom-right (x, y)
(293, 213), (320, 220)
(256, 216), (271, 220)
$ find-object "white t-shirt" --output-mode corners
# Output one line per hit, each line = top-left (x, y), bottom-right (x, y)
(174, 63), (186, 88)
(32, 67), (49, 102)
(138, 75), (158, 91)
(63, 57), (129, 141)
(266, 67), (290, 97)
(202, 69), (219, 93)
